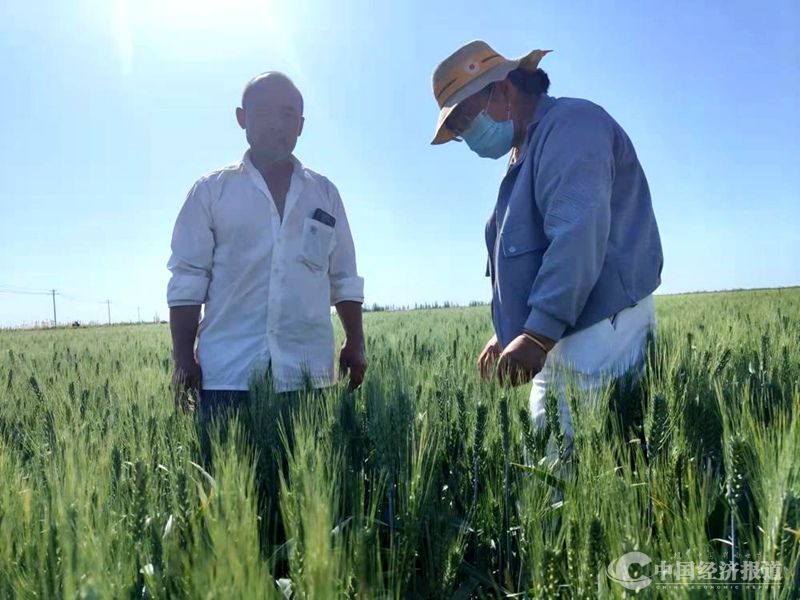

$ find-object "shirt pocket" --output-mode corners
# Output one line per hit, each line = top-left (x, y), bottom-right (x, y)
(298, 217), (335, 272)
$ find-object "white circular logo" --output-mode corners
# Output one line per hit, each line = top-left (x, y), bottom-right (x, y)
(607, 552), (653, 591)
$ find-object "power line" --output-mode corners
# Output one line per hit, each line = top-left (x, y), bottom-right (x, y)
(0, 289), (53, 296)
(2, 285), (146, 309)
(1, 283), (159, 327)
(0, 284), (53, 295)
(59, 293), (107, 305)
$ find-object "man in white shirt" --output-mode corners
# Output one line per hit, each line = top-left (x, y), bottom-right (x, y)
(167, 72), (366, 420)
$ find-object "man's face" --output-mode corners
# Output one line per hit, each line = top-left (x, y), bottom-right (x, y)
(444, 81), (510, 140)
(237, 79), (304, 164)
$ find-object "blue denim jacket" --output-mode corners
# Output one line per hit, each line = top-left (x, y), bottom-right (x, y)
(486, 95), (663, 346)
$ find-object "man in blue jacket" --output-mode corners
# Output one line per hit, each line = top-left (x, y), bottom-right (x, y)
(430, 41), (663, 459)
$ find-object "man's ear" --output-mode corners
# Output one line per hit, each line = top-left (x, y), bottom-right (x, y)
(297, 116), (305, 137)
(236, 107), (246, 129)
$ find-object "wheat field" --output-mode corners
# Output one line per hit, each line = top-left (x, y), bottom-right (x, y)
(0, 288), (798, 598)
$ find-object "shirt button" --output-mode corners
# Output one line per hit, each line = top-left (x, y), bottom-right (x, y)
(509, 246), (517, 254)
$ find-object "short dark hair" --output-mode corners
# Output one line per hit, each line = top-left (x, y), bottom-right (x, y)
(506, 68), (550, 97)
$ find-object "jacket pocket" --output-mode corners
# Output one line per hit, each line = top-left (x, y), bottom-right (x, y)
(299, 217), (335, 271)
(499, 225), (548, 258)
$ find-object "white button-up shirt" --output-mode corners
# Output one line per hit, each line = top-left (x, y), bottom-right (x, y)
(166, 152), (364, 392)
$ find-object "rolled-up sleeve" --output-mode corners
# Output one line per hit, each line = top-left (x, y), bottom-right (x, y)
(326, 182), (364, 304)
(166, 181), (214, 307)
(524, 105), (615, 341)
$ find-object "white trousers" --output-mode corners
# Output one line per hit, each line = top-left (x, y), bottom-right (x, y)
(529, 295), (656, 445)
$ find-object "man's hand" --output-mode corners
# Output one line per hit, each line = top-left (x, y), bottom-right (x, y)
(172, 354), (202, 411)
(335, 301), (366, 391)
(170, 305), (202, 411)
(496, 335), (548, 387)
(339, 339), (367, 391)
(478, 334), (503, 379)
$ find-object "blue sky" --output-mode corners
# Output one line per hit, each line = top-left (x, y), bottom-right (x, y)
(0, 0), (798, 327)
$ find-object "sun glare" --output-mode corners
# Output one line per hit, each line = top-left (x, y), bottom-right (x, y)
(113, 0), (288, 72)
(153, 0), (281, 32)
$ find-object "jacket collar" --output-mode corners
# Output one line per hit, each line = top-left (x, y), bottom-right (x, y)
(507, 94), (558, 172)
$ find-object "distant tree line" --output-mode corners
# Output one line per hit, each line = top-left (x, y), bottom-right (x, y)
(363, 300), (489, 313)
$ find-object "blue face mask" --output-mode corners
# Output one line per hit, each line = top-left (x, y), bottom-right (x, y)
(461, 92), (514, 159)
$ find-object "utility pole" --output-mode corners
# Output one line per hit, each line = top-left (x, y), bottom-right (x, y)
(137, 306), (141, 323)
(51, 289), (57, 327)
(107, 300), (111, 325)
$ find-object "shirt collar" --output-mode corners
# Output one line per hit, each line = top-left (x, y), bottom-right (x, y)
(241, 150), (307, 223)
(241, 150), (306, 196)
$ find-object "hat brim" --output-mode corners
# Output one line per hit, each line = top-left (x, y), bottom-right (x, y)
(430, 49), (552, 145)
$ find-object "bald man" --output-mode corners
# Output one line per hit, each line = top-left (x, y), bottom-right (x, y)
(167, 72), (366, 421)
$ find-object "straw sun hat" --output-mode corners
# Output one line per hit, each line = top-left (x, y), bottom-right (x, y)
(431, 40), (551, 145)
